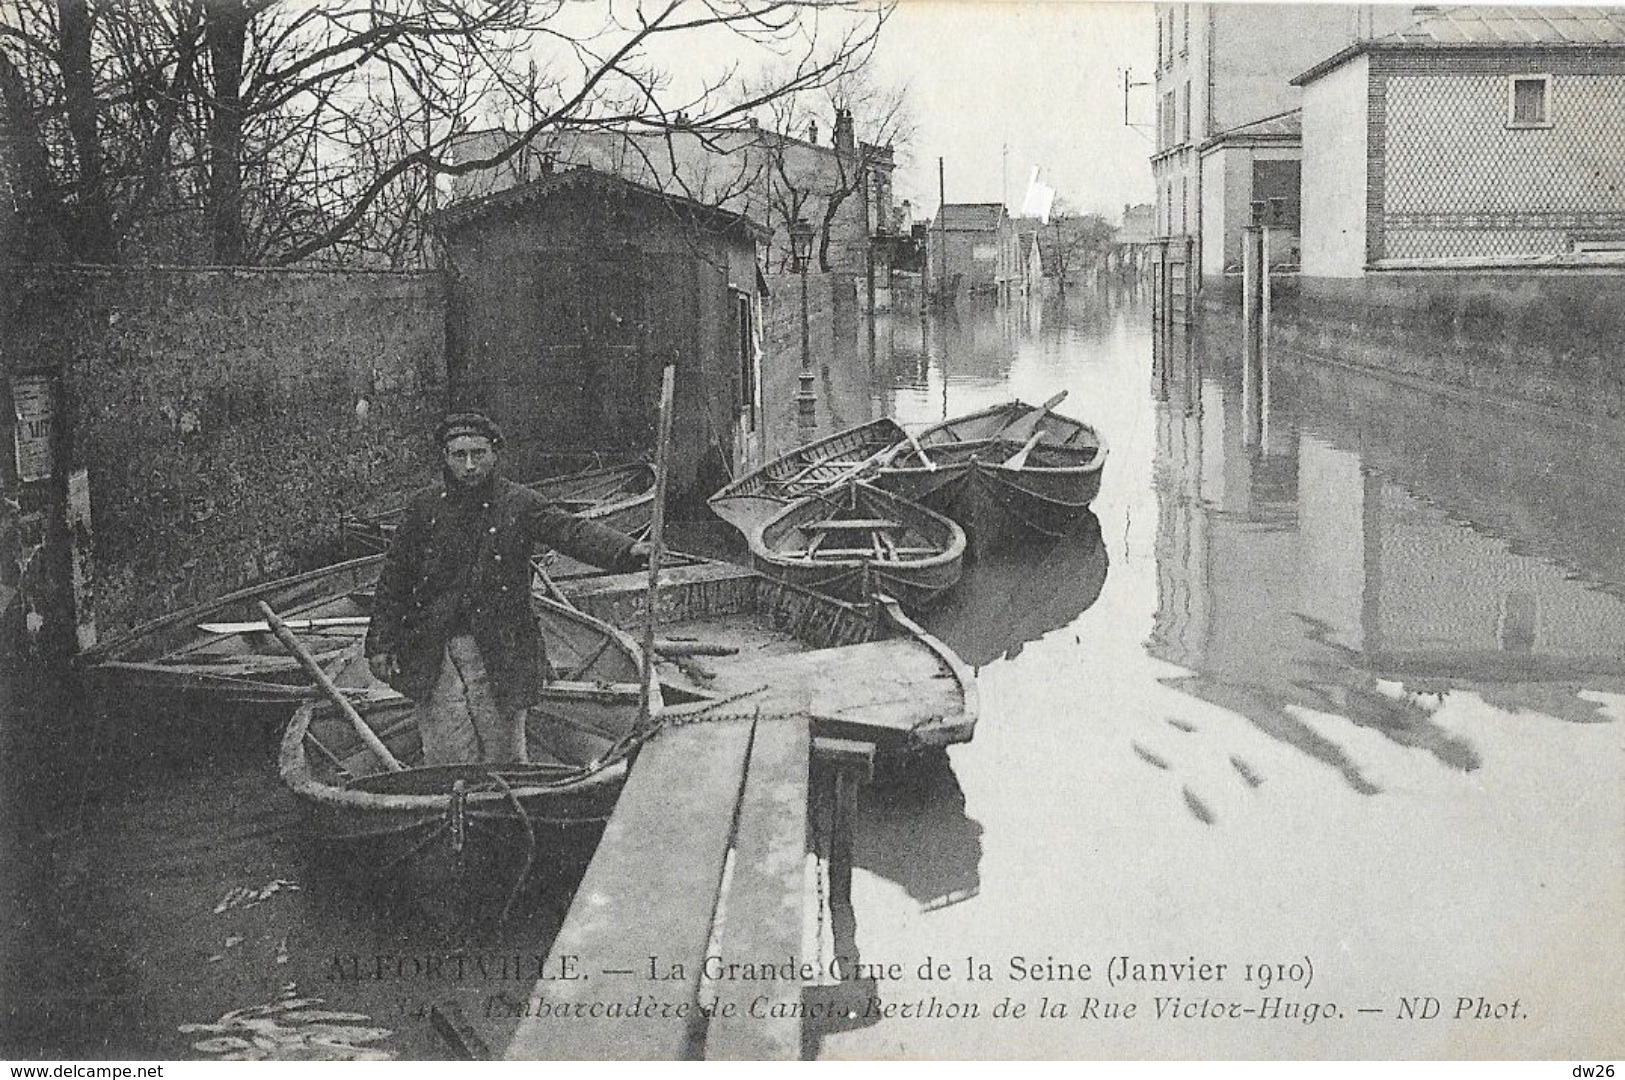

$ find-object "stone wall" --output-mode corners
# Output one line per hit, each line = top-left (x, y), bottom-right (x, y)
(3, 266), (446, 636)
(759, 271), (867, 460)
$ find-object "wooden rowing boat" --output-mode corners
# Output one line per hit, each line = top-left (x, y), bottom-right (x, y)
(875, 398), (1106, 555)
(78, 554), (386, 706)
(747, 481), (965, 611)
(340, 460), (656, 557)
(708, 418), (906, 536)
(279, 594), (660, 909)
(563, 559), (977, 752)
(78, 545), (704, 711)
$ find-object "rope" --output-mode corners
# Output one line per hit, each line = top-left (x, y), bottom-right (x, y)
(489, 771), (537, 924)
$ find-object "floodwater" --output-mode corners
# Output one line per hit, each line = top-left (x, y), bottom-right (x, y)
(5, 286), (1623, 1060)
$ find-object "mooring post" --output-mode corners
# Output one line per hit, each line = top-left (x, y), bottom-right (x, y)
(813, 736), (874, 907)
(1241, 224), (1262, 353)
(1182, 235), (1196, 326)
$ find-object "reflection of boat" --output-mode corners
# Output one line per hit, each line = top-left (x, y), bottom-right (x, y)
(921, 512), (1108, 668)
(855, 750), (983, 910)
(278, 594), (656, 905)
(876, 399), (1106, 554)
(78, 555), (385, 706)
(708, 419), (906, 536)
(564, 560), (977, 752)
(340, 461), (656, 555)
(749, 481), (965, 611)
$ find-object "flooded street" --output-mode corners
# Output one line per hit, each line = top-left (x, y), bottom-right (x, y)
(8, 287), (1622, 1060)
(814, 288), (1624, 1058)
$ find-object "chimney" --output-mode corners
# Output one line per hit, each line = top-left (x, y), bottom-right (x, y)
(807, 120), (819, 144)
(833, 108), (855, 153)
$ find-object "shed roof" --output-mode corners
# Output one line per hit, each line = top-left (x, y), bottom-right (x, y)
(937, 203), (1007, 232)
(434, 164), (770, 243)
(1293, 5), (1625, 85)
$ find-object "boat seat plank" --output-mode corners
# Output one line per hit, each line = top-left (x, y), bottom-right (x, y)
(806, 518), (904, 531)
(505, 718), (756, 1061)
(781, 547), (939, 559)
(703, 716), (811, 1061)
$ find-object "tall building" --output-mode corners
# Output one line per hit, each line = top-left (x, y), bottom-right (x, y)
(1150, 4), (1413, 281)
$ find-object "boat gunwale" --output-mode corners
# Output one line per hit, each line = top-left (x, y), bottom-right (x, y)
(708, 418), (907, 504)
(345, 460), (655, 531)
(279, 593), (655, 816)
(749, 481), (967, 574)
(77, 553), (388, 667)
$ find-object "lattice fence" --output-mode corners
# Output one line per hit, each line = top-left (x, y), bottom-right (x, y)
(1383, 72), (1625, 260)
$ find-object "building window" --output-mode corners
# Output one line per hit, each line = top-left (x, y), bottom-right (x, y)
(1156, 13), (1164, 71)
(1161, 90), (1177, 148)
(1181, 80), (1191, 141)
(1181, 3), (1190, 54)
(1507, 75), (1552, 128)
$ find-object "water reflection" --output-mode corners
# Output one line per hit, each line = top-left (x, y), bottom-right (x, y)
(922, 512), (1108, 669)
(855, 751), (983, 912)
(1150, 315), (1625, 794)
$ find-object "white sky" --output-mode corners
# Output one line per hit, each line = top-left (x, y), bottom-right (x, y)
(871, 1), (1157, 223)
(564, 0), (1160, 227)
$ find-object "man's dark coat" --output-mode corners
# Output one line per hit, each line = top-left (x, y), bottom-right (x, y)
(364, 472), (641, 709)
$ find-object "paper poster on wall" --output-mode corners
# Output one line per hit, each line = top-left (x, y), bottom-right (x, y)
(11, 374), (54, 483)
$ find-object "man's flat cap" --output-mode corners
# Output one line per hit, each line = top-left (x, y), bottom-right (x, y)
(436, 412), (504, 448)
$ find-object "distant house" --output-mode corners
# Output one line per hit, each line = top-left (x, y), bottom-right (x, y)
(435, 167), (771, 504)
(1117, 203), (1157, 247)
(1294, 5), (1625, 277)
(446, 117), (897, 282)
(1198, 108), (1303, 276)
(925, 203), (1022, 297)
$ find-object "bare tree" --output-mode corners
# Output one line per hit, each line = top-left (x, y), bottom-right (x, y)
(1045, 199), (1116, 287)
(752, 67), (911, 272)
(0, 0), (893, 266)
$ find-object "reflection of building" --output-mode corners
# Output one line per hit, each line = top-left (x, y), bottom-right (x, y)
(1295, 5), (1625, 276)
(1153, 322), (1625, 729)
(437, 168), (769, 501)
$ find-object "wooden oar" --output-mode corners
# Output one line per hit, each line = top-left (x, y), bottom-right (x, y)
(257, 601), (403, 772)
(199, 615), (370, 635)
(639, 364), (677, 731)
(1002, 430), (1046, 470)
(904, 428), (937, 471)
(995, 389), (1069, 444)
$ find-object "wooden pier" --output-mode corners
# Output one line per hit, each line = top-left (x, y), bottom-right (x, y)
(502, 711), (871, 1060)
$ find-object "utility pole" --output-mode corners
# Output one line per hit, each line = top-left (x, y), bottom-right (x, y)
(937, 157), (947, 304)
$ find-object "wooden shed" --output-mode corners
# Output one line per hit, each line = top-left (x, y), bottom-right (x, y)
(436, 166), (771, 504)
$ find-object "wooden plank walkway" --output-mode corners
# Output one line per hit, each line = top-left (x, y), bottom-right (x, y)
(504, 713), (863, 1061)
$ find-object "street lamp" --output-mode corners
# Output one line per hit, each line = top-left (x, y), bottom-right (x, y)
(790, 217), (817, 428)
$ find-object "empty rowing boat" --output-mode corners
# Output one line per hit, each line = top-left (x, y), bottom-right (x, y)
(78, 554), (385, 707)
(708, 418), (906, 536)
(748, 481), (965, 611)
(340, 460), (656, 559)
(875, 397), (1106, 554)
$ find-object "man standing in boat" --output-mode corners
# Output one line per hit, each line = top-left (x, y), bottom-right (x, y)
(365, 412), (650, 766)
